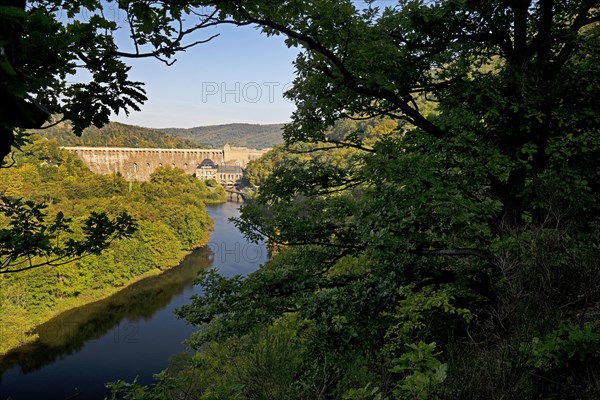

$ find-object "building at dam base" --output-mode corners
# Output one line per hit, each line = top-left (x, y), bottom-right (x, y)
(196, 158), (244, 187)
(64, 144), (267, 182)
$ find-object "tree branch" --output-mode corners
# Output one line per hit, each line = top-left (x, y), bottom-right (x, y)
(419, 248), (499, 267)
(555, 0), (597, 65)
(320, 139), (375, 153)
(248, 224), (364, 251)
(242, 15), (447, 139)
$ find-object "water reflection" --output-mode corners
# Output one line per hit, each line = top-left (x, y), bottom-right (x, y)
(0, 247), (212, 379)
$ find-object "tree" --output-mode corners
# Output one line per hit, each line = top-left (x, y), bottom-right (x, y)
(173, 1), (600, 398)
(209, 0), (600, 229)
(0, 195), (137, 274)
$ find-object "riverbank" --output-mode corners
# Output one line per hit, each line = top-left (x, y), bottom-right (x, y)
(0, 201), (266, 400)
(0, 229), (212, 357)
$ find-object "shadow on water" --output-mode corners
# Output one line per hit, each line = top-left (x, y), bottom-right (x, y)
(0, 246), (213, 381)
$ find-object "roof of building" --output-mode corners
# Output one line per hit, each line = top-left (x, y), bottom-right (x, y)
(198, 158), (216, 168)
(218, 165), (243, 173)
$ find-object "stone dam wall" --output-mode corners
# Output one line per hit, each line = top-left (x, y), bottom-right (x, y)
(64, 146), (268, 181)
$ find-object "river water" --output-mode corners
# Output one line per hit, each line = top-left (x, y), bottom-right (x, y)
(0, 202), (267, 400)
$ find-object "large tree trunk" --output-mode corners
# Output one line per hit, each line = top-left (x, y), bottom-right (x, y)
(492, 167), (527, 233)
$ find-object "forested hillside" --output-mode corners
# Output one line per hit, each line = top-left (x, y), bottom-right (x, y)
(37, 121), (204, 148)
(160, 123), (284, 149)
(36, 121), (283, 149)
(0, 137), (225, 355)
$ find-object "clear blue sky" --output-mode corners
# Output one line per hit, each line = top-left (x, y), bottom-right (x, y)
(111, 24), (298, 129)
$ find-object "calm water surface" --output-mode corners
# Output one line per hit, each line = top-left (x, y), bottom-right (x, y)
(0, 202), (266, 400)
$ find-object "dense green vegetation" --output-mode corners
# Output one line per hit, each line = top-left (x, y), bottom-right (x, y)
(160, 123), (285, 149)
(37, 121), (204, 148)
(243, 119), (398, 187)
(242, 145), (286, 187)
(107, 1), (600, 400)
(2, 1), (599, 399)
(0, 137), (225, 354)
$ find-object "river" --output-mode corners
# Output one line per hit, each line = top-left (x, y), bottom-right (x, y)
(0, 201), (267, 400)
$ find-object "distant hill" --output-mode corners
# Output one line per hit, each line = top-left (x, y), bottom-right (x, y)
(159, 123), (285, 149)
(35, 121), (205, 148)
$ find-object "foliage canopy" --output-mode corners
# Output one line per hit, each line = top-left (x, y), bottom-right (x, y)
(175, 1), (600, 399)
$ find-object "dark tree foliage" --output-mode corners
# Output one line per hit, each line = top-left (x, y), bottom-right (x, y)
(173, 1), (600, 399)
